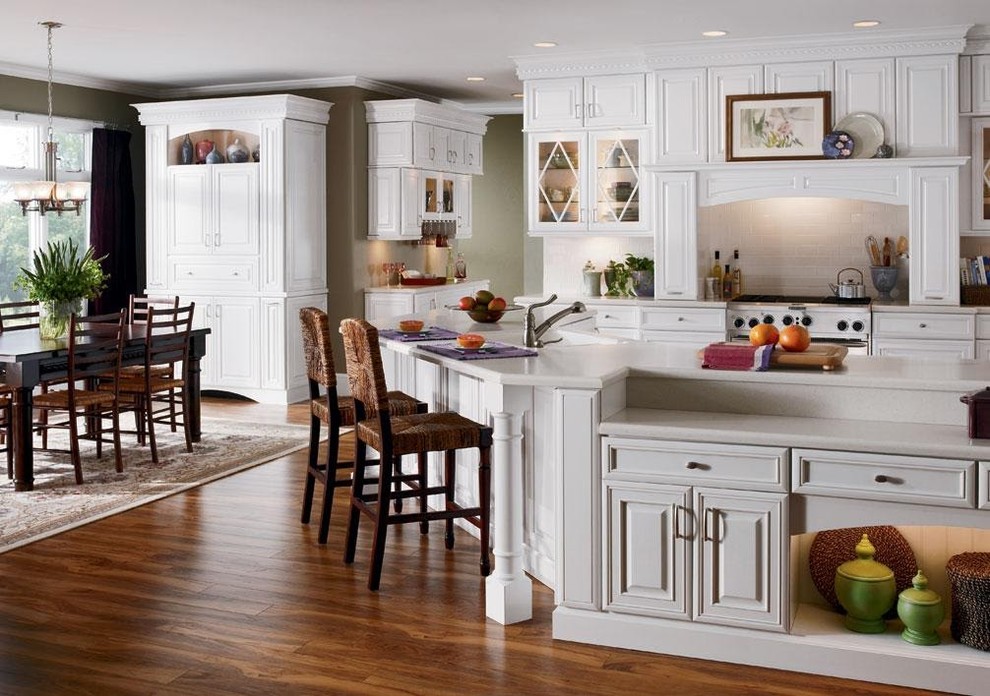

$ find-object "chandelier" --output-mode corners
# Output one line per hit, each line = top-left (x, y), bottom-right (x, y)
(13, 21), (89, 216)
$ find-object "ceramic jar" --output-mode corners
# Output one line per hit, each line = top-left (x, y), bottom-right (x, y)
(226, 138), (249, 163)
(180, 134), (194, 165)
(897, 570), (944, 645)
(835, 533), (897, 633)
(205, 144), (224, 164)
(195, 139), (214, 164)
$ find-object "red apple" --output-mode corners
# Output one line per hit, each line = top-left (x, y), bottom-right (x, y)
(488, 297), (507, 311)
(458, 296), (476, 310)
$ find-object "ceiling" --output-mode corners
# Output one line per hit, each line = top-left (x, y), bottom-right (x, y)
(1, 1), (989, 112)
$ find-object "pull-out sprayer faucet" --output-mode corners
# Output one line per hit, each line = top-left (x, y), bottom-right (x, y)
(523, 294), (587, 348)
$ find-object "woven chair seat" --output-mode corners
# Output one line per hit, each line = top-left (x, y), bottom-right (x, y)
(312, 390), (422, 428)
(357, 411), (493, 456)
(112, 376), (185, 394)
(34, 388), (115, 409)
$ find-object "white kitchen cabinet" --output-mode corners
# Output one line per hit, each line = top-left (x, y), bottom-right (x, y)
(363, 279), (491, 320)
(525, 74), (647, 130)
(604, 438), (788, 632)
(654, 68), (707, 164)
(707, 65), (763, 163)
(454, 174), (473, 237)
(764, 61), (834, 94)
(970, 118), (990, 231)
(368, 168), (472, 241)
(896, 55), (958, 156)
(834, 58), (895, 148)
(528, 130), (649, 235)
(872, 308), (974, 358)
(872, 338), (975, 359)
(167, 163), (259, 256)
(655, 172), (698, 299)
(910, 167), (959, 305)
(639, 306), (725, 344)
(134, 94), (331, 404)
(972, 55), (990, 114)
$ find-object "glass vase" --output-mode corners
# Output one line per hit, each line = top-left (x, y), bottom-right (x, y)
(39, 298), (82, 340)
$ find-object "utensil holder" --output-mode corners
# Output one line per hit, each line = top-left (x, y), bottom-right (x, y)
(870, 266), (898, 300)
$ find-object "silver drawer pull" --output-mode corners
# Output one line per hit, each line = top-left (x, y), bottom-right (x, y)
(685, 461), (710, 471)
(875, 474), (890, 483)
(919, 323), (927, 328)
(673, 504), (682, 539)
(677, 317), (685, 322)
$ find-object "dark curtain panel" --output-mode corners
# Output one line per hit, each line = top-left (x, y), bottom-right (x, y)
(89, 127), (136, 314)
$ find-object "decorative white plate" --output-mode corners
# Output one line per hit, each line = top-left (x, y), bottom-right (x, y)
(834, 112), (885, 159)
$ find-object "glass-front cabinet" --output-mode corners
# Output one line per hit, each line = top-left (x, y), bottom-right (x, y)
(528, 129), (649, 235)
(973, 117), (990, 231)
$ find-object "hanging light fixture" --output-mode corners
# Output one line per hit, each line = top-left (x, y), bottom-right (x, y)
(13, 21), (89, 216)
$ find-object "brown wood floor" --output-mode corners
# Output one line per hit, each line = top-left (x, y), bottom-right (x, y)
(0, 397), (941, 695)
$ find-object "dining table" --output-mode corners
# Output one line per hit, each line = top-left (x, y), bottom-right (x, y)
(1, 325), (209, 491)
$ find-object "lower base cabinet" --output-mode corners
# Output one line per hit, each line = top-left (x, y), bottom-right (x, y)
(605, 482), (787, 631)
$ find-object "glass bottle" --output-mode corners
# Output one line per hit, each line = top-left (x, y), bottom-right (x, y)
(711, 251), (723, 300)
(732, 249), (743, 297)
(722, 264), (733, 299)
(454, 252), (467, 279)
(445, 247), (455, 281)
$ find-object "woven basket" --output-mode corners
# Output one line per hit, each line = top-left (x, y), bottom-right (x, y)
(946, 552), (990, 651)
(809, 526), (917, 613)
(961, 285), (990, 306)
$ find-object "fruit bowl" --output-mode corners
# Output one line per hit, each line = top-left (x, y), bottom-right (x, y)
(447, 304), (523, 323)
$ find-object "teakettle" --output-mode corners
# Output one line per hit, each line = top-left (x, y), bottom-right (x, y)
(829, 267), (866, 299)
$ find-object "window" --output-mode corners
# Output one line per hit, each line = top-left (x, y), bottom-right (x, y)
(0, 111), (93, 302)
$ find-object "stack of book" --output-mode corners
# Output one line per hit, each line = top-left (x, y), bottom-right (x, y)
(960, 256), (990, 286)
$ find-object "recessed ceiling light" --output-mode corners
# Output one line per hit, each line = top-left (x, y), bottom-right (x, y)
(466, 76), (485, 82)
(533, 41), (557, 48)
(701, 30), (728, 38)
(511, 93), (524, 98)
(853, 20), (881, 28)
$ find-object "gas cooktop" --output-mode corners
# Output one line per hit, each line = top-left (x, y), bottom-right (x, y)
(730, 294), (871, 306)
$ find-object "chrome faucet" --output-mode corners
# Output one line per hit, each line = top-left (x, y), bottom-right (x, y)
(523, 294), (587, 348)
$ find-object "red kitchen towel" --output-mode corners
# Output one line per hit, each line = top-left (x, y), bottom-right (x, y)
(702, 342), (774, 371)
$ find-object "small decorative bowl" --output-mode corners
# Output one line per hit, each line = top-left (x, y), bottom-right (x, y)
(398, 319), (424, 332)
(456, 333), (486, 349)
(822, 130), (855, 159)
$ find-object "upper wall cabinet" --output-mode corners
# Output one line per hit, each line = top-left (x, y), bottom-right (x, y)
(896, 54), (958, 156)
(764, 61), (834, 94)
(366, 99), (490, 240)
(835, 58), (895, 146)
(708, 66), (764, 163)
(961, 54), (990, 115)
(525, 75), (647, 130)
(655, 69), (707, 165)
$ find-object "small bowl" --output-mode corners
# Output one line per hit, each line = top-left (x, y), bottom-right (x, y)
(398, 319), (424, 332)
(467, 308), (504, 323)
(456, 333), (486, 350)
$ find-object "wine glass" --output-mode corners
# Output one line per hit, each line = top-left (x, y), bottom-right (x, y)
(396, 262), (406, 283)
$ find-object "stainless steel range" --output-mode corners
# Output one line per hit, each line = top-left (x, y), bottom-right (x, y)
(726, 294), (872, 355)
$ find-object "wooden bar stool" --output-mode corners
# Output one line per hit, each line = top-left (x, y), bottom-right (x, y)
(298, 308), (426, 544)
(339, 317), (493, 591)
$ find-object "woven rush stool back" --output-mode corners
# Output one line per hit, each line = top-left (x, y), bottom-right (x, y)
(300, 307), (336, 390)
(946, 552), (990, 651)
(339, 318), (389, 417)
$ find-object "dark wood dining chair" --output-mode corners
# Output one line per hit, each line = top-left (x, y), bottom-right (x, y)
(107, 303), (195, 463)
(127, 294), (180, 325)
(0, 301), (41, 478)
(32, 310), (126, 485)
(298, 307), (426, 544)
(339, 318), (493, 591)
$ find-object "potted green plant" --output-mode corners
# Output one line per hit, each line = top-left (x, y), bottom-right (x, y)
(14, 239), (108, 339)
(624, 254), (655, 297)
(603, 260), (633, 297)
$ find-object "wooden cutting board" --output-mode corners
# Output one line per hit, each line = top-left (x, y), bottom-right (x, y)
(769, 343), (848, 370)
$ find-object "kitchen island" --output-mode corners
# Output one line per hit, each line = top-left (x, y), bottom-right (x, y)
(375, 308), (990, 694)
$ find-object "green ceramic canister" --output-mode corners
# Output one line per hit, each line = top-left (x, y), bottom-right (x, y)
(835, 533), (897, 633)
(897, 570), (944, 645)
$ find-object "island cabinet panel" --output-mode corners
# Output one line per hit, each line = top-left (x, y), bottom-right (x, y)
(792, 449), (975, 508)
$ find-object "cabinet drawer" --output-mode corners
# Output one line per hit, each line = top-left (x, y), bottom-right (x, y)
(976, 314), (990, 340)
(792, 448), (975, 507)
(871, 338), (974, 360)
(640, 330), (726, 344)
(170, 258), (259, 292)
(640, 307), (725, 332)
(981, 461), (990, 510)
(872, 311), (975, 339)
(603, 437), (788, 491)
(595, 305), (639, 328)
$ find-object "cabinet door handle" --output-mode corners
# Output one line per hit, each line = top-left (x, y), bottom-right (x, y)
(685, 461), (700, 469)
(429, 146), (435, 160)
(575, 102), (583, 119)
(677, 317), (685, 322)
(685, 460), (711, 471)
(673, 504), (682, 539)
(206, 304), (212, 319)
(214, 233), (221, 247)
(703, 508), (718, 542)
(215, 304), (222, 318)
(468, 153), (474, 164)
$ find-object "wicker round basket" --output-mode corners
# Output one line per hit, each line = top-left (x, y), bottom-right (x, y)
(809, 526), (918, 612)
(946, 552), (990, 651)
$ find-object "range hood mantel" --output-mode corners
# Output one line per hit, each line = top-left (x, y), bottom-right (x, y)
(645, 157), (968, 207)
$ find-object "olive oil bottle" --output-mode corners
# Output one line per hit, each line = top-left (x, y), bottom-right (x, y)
(732, 249), (743, 297)
(711, 250), (723, 300)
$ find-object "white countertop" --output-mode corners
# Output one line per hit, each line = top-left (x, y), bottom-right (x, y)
(515, 294), (726, 309)
(365, 278), (488, 294)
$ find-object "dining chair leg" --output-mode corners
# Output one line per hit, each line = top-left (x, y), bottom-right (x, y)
(168, 387), (178, 432)
(146, 394), (160, 464)
(301, 413), (320, 525)
(444, 450), (457, 549)
(367, 446), (394, 591)
(179, 389), (193, 453)
(343, 440), (368, 565)
(478, 446), (492, 577)
(418, 451), (429, 534)
(111, 403), (123, 474)
(317, 424), (340, 545)
(392, 455), (404, 513)
(94, 405), (104, 459)
(67, 408), (83, 485)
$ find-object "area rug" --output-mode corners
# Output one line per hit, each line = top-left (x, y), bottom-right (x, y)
(0, 417), (310, 553)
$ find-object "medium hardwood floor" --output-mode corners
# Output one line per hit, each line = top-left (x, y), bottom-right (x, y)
(0, 396), (943, 695)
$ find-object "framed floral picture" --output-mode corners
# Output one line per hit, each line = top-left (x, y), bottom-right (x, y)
(726, 91), (831, 162)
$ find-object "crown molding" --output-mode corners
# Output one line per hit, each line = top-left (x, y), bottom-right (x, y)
(0, 61), (162, 98)
(964, 25), (990, 55)
(452, 100), (523, 116)
(132, 94), (333, 126)
(365, 98), (491, 133)
(158, 74), (448, 102)
(513, 26), (972, 79)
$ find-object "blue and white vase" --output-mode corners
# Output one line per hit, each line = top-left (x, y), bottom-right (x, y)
(205, 144), (224, 164)
(180, 134), (194, 165)
(226, 138), (249, 163)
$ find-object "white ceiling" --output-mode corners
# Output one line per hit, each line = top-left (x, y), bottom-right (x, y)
(1, 1), (989, 112)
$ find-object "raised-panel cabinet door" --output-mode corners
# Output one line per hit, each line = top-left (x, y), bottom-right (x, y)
(910, 167), (959, 304)
(168, 167), (211, 255)
(586, 74), (647, 127)
(708, 65), (763, 162)
(447, 129), (467, 171)
(896, 54), (958, 156)
(363, 292), (414, 321)
(655, 68), (707, 164)
(605, 483), (690, 619)
(525, 78), (584, 130)
(972, 55), (990, 114)
(183, 294), (216, 386)
(656, 172), (697, 299)
(465, 133), (483, 174)
(368, 168), (401, 238)
(401, 168), (424, 238)
(413, 123), (441, 168)
(213, 164), (259, 255)
(454, 174), (473, 238)
(835, 58), (895, 151)
(693, 488), (787, 631)
(370, 121), (413, 167)
(213, 297), (260, 388)
(764, 61), (834, 94)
